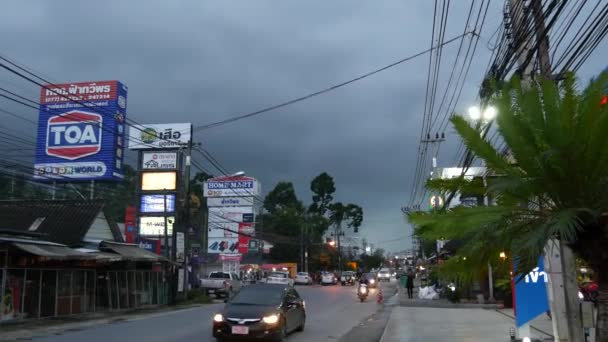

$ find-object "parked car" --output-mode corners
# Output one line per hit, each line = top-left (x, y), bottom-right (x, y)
(320, 272), (336, 285)
(212, 284), (306, 341)
(378, 268), (391, 282)
(340, 271), (356, 286)
(200, 272), (242, 298)
(295, 272), (313, 285)
(266, 271), (294, 286)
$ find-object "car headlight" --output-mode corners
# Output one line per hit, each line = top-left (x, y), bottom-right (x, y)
(370, 279), (375, 284)
(213, 313), (224, 322)
(262, 314), (279, 324)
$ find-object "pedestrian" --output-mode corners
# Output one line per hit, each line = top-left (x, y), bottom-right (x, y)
(406, 268), (415, 299)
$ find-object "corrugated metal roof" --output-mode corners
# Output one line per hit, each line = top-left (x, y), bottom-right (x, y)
(0, 200), (110, 246)
(12, 243), (92, 260)
(99, 241), (166, 262)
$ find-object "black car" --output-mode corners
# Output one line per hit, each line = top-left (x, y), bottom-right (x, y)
(213, 284), (306, 341)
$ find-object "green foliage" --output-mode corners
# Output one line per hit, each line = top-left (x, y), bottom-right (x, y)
(182, 288), (211, 305)
(309, 172), (335, 216)
(408, 73), (608, 285)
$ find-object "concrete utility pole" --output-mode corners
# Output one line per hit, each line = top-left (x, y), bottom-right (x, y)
(509, 0), (584, 340)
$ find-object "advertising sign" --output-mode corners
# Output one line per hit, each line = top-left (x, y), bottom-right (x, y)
(138, 238), (161, 255)
(208, 222), (239, 238)
(219, 254), (242, 262)
(207, 237), (238, 254)
(139, 216), (174, 236)
(140, 194), (176, 213)
(125, 205), (136, 244)
(142, 152), (178, 170)
(203, 176), (260, 197)
(514, 256), (550, 327)
(141, 171), (177, 190)
(128, 123), (192, 150)
(34, 80), (127, 181)
(207, 197), (255, 207)
(238, 223), (254, 254)
(208, 207), (253, 223)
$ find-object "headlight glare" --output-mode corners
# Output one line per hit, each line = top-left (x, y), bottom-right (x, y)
(263, 314), (279, 324)
(213, 313), (224, 322)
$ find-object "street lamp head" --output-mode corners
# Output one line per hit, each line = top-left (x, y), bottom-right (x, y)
(483, 106), (497, 121)
(231, 171), (245, 177)
(468, 106), (481, 121)
(499, 251), (507, 260)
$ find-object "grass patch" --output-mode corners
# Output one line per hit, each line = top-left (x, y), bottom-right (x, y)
(179, 288), (213, 305)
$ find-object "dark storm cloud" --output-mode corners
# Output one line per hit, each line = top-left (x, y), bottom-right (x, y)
(10, 1), (607, 251)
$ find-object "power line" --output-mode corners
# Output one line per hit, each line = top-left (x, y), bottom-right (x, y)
(192, 31), (476, 132)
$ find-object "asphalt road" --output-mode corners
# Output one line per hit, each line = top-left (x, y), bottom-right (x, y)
(30, 281), (396, 342)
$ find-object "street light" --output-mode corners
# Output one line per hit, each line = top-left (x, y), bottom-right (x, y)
(468, 105), (497, 122)
(499, 251), (507, 260)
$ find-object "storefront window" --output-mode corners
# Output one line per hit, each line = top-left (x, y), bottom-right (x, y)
(57, 271), (72, 315)
(40, 270), (56, 317)
(71, 271), (85, 314)
(23, 270), (41, 319)
(2, 269), (25, 320)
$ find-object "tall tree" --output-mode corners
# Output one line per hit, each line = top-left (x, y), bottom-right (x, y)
(408, 74), (608, 339)
(309, 172), (335, 216)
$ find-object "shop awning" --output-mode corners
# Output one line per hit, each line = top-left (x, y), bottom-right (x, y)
(12, 243), (91, 260)
(99, 241), (167, 262)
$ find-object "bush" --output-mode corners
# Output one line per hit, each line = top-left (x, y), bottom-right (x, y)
(182, 289), (211, 304)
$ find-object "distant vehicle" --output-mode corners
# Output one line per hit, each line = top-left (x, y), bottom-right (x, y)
(378, 268), (391, 282)
(341, 271), (356, 286)
(200, 272), (242, 298)
(320, 272), (336, 285)
(362, 272), (378, 288)
(212, 284), (306, 341)
(266, 271), (294, 286)
(295, 272), (312, 285)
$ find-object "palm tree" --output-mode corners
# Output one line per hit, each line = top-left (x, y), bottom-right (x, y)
(408, 73), (608, 339)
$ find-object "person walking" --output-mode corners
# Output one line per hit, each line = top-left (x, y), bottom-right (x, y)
(406, 268), (415, 299)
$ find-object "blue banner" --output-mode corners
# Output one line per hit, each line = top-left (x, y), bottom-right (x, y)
(514, 256), (550, 327)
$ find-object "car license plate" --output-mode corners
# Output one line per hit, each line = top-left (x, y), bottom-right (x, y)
(232, 326), (249, 335)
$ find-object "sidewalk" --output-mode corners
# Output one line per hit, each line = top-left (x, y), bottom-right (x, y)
(397, 283), (502, 309)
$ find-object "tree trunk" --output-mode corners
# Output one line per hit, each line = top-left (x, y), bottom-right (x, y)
(597, 268), (608, 340)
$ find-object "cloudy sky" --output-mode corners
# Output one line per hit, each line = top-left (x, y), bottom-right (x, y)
(1, 1), (607, 252)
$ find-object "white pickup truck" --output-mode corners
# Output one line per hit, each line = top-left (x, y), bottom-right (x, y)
(200, 272), (242, 298)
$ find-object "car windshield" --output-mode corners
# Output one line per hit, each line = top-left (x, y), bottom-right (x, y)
(230, 286), (284, 306)
(297, 272), (308, 276)
(343, 272), (354, 276)
(209, 272), (230, 279)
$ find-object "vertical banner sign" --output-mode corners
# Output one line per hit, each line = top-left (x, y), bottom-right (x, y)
(514, 256), (550, 327)
(125, 205), (136, 243)
(34, 81), (128, 181)
(238, 223), (253, 254)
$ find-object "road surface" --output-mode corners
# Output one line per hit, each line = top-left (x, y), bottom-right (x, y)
(29, 281), (395, 342)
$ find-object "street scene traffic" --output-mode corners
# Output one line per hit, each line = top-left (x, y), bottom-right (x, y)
(1, 1), (608, 341)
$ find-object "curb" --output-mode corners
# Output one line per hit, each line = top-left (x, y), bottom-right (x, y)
(494, 309), (553, 338)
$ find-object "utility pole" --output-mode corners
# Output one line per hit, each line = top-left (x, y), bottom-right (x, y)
(182, 138), (192, 296)
(509, 0), (583, 340)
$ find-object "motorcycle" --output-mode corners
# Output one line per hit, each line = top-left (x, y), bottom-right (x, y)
(357, 284), (369, 302)
(579, 281), (598, 304)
